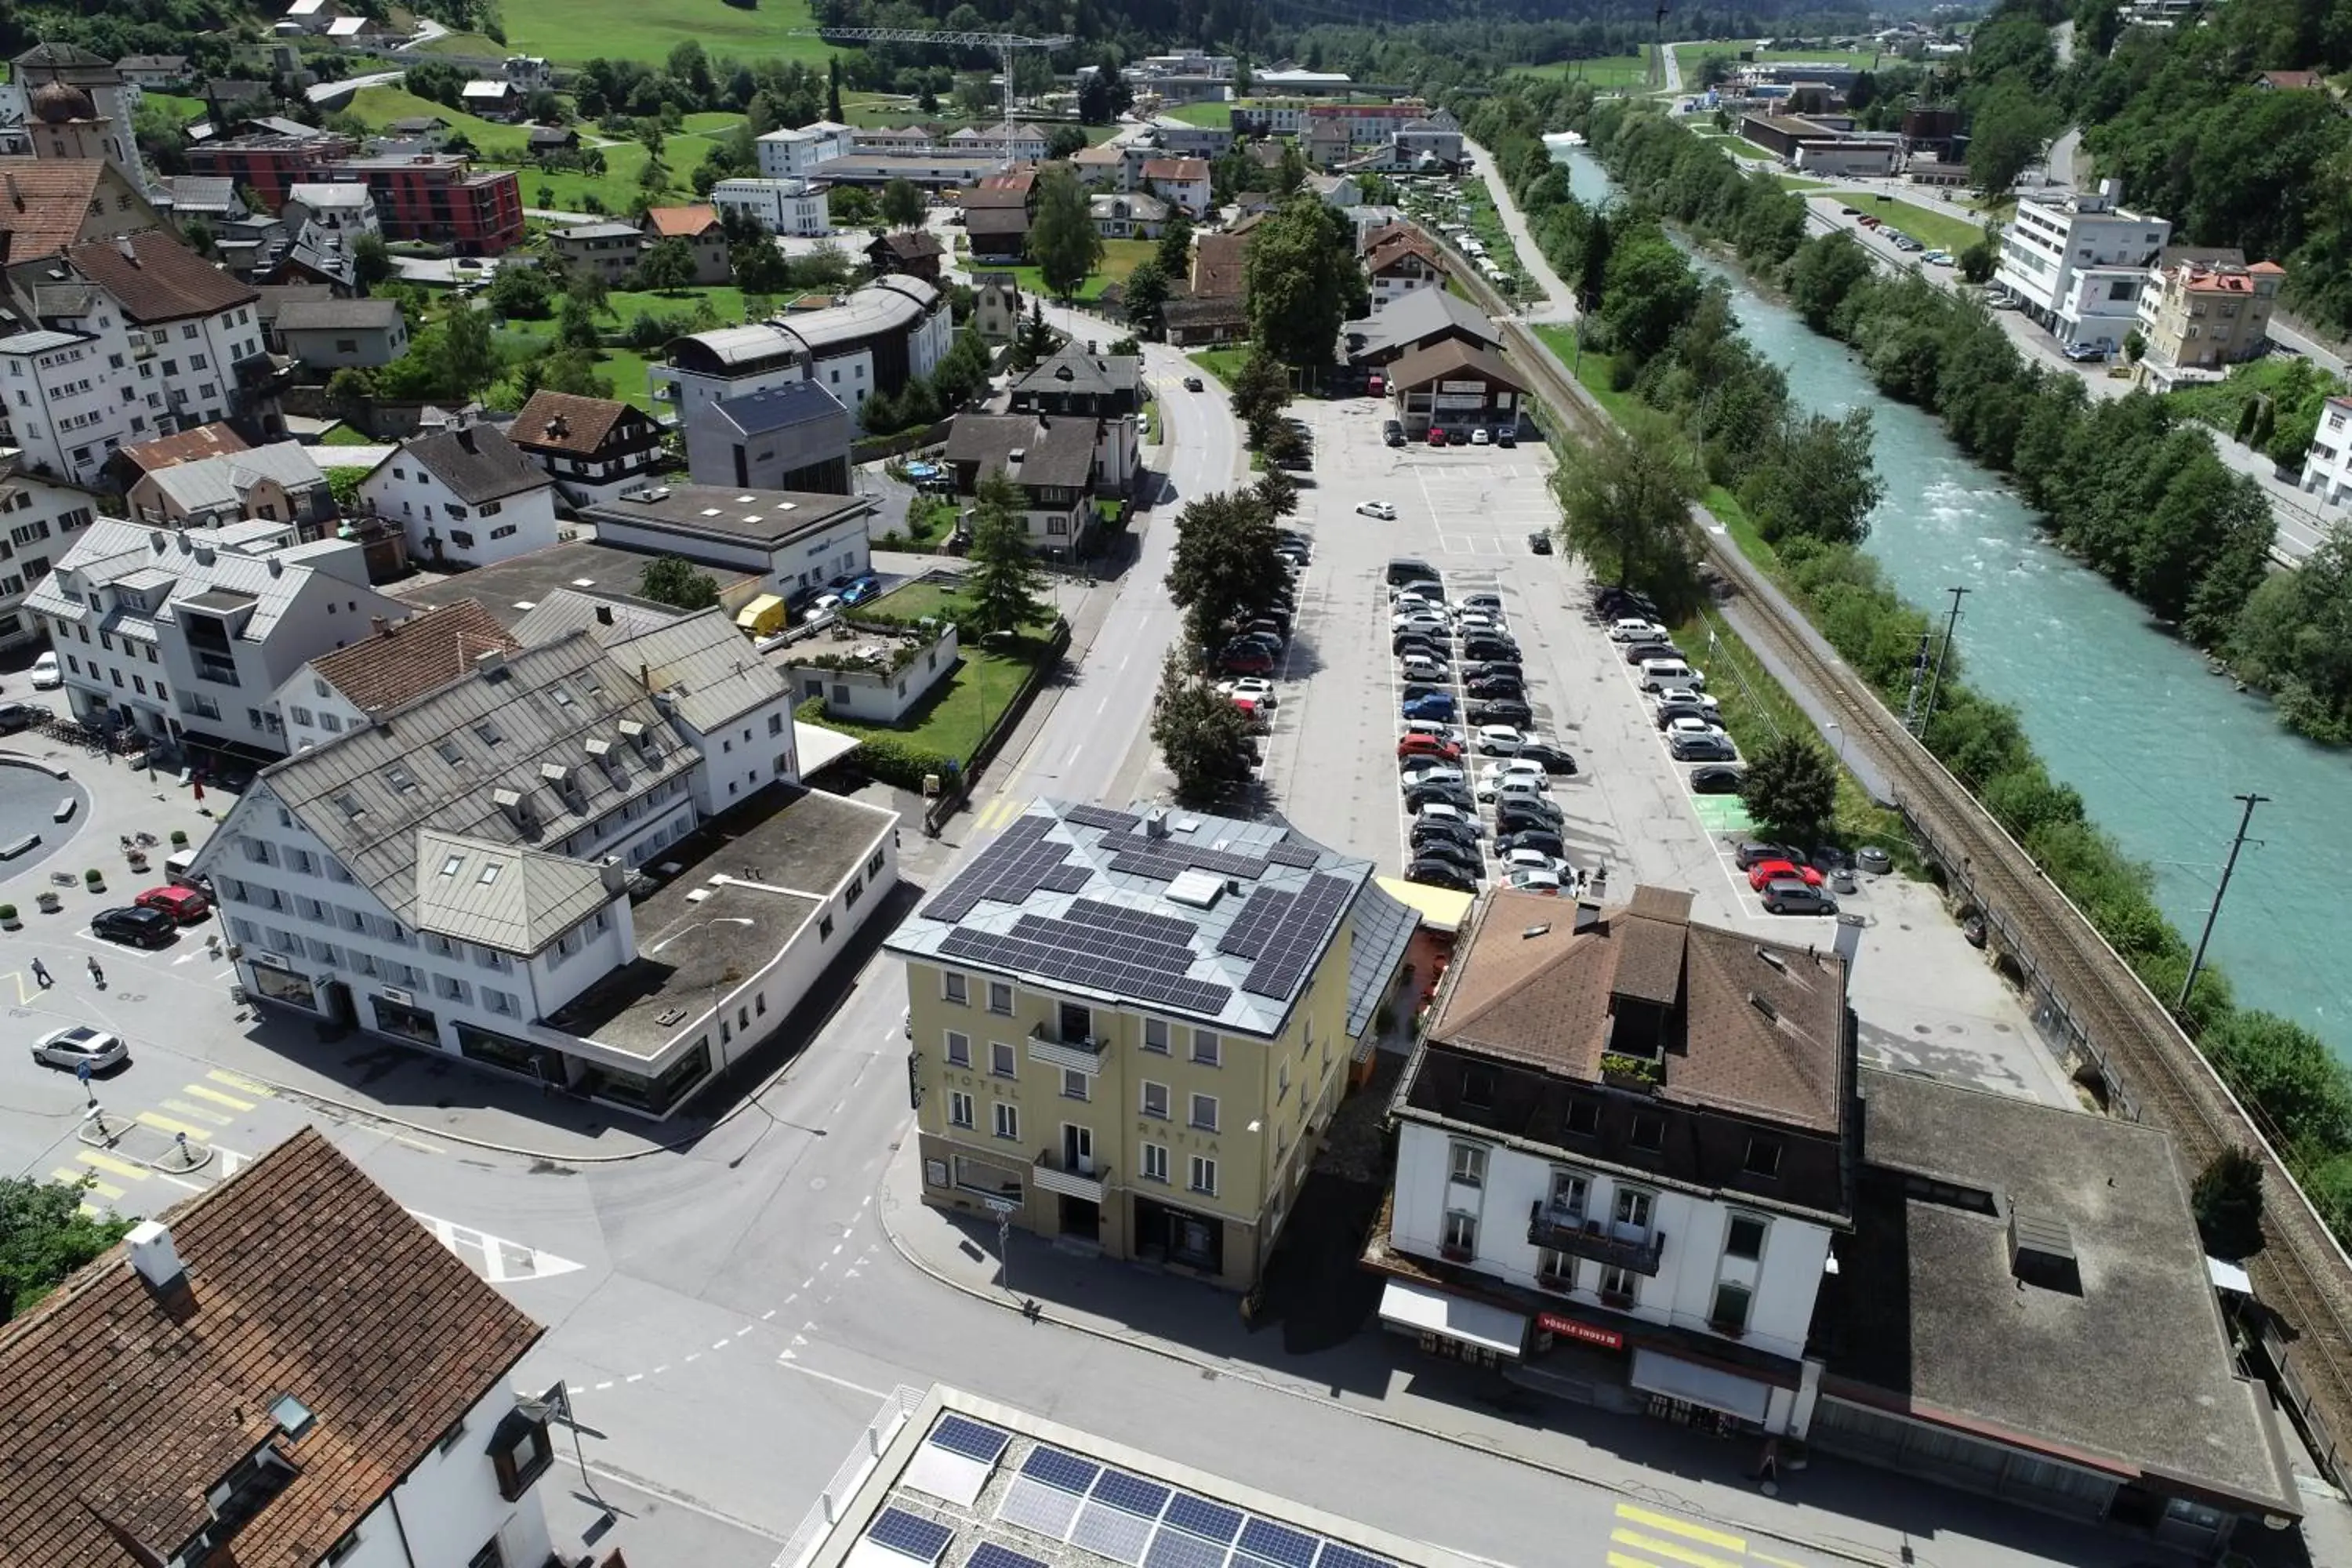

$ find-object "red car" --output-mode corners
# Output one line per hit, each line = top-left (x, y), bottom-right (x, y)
(1745, 859), (1824, 892)
(1426, 427), (1448, 446)
(1396, 734), (1464, 762)
(133, 884), (212, 923)
(1216, 648), (1275, 676)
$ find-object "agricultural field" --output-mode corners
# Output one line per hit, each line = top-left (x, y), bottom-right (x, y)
(495, 0), (834, 66)
(1504, 53), (1653, 89)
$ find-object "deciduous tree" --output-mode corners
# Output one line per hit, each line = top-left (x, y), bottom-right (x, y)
(881, 176), (926, 231)
(1167, 488), (1284, 653)
(1737, 409), (1884, 548)
(0, 1177), (131, 1319)
(1739, 735), (1839, 843)
(1245, 196), (1362, 368)
(1151, 650), (1254, 804)
(1028, 163), (1104, 301)
(2191, 1147), (2267, 1261)
(1547, 406), (1703, 600)
(635, 236), (698, 292)
(1120, 256), (1171, 338)
(639, 555), (720, 610)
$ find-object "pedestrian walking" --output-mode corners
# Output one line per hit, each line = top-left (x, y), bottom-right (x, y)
(86, 956), (104, 988)
(30, 956), (50, 988)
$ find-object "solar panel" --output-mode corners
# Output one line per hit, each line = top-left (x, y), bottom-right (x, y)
(865, 1507), (953, 1564)
(1012, 913), (1198, 975)
(1265, 840), (1320, 869)
(1242, 874), (1354, 999)
(1164, 1494), (1243, 1544)
(1314, 1545), (1394, 1568)
(1042, 864), (1094, 893)
(1063, 804), (1144, 833)
(1100, 834), (1272, 880)
(1215, 887), (1295, 959)
(926, 1414), (1010, 1464)
(1143, 1531), (1232, 1568)
(1071, 1502), (1159, 1565)
(1021, 1446), (1102, 1494)
(923, 818), (1081, 923)
(1070, 899), (1203, 946)
(998, 1476), (1086, 1540)
(968, 1547), (1049, 1568)
(941, 930), (1234, 1018)
(1236, 1518), (1320, 1568)
(1111, 851), (1195, 881)
(1092, 1470), (1173, 1518)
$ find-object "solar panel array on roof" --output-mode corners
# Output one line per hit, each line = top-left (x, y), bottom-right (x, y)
(1243, 874), (1353, 999)
(924, 815), (1077, 923)
(1062, 804), (1144, 833)
(938, 928), (1234, 1015)
(1012, 912), (1196, 975)
(1099, 833), (1269, 879)
(1263, 839), (1319, 869)
(1216, 887), (1296, 960)
(866, 1507), (955, 1564)
(967, 1547), (1048, 1568)
(985, 1453), (1396, 1568)
(1068, 898), (1202, 947)
(1109, 850), (1194, 882)
(927, 1414), (1011, 1464)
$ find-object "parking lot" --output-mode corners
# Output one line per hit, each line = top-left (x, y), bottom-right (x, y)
(1244, 387), (2074, 1104)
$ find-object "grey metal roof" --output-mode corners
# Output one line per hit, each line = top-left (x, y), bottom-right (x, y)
(554, 222), (644, 242)
(144, 441), (328, 516)
(0, 328), (86, 354)
(1343, 285), (1499, 360)
(165, 176), (236, 212)
(883, 798), (1380, 1037)
(412, 829), (612, 952)
(1345, 877), (1418, 1040)
(390, 423), (553, 506)
(713, 378), (848, 437)
(1013, 341), (1143, 402)
(24, 517), (345, 644)
(510, 587), (682, 648)
(601, 605), (792, 733)
(256, 632), (699, 938)
(942, 412), (1096, 492)
(275, 297), (402, 333)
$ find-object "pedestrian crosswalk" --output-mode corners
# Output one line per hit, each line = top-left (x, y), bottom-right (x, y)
(1606, 1503), (1809, 1568)
(53, 1069), (271, 1217)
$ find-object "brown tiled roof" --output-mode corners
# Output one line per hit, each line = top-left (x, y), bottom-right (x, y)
(1142, 157), (1209, 181)
(508, 389), (643, 457)
(1367, 232), (1446, 277)
(118, 421), (250, 473)
(1428, 887), (1848, 1133)
(1359, 220), (1414, 254)
(873, 229), (944, 261)
(1385, 336), (1524, 395)
(2260, 69), (2325, 89)
(0, 158), (111, 262)
(66, 227), (258, 324)
(642, 203), (720, 238)
(307, 598), (520, 716)
(1190, 231), (1250, 299)
(0, 1127), (542, 1568)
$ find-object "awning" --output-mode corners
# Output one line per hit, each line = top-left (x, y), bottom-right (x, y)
(794, 720), (862, 775)
(1629, 1348), (1773, 1424)
(1376, 875), (1473, 934)
(1377, 1279), (1527, 1358)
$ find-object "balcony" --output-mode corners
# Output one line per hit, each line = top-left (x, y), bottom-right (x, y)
(1026, 1025), (1106, 1076)
(1526, 1202), (1665, 1276)
(1032, 1149), (1108, 1204)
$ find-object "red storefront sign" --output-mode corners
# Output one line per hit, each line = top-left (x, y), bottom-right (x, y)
(1538, 1312), (1624, 1351)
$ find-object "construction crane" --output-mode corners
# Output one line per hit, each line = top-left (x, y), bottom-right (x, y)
(795, 28), (1073, 162)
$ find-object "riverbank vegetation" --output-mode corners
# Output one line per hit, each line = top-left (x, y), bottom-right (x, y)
(1461, 75), (2352, 1243)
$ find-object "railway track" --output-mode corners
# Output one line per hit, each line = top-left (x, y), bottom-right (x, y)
(1501, 313), (2352, 1475)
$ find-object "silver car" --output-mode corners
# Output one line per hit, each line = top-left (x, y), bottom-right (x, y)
(32, 1025), (128, 1073)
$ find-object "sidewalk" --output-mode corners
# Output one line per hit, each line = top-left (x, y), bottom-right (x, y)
(1461, 134), (1579, 324)
(872, 1139), (2182, 1568)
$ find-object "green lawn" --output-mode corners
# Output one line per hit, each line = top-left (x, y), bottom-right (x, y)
(819, 639), (1042, 765)
(1505, 53), (1653, 89)
(679, 112), (747, 136)
(318, 423), (375, 447)
(1824, 191), (1991, 256)
(1775, 174), (1830, 192)
(1163, 102), (1234, 128)
(417, 31), (506, 56)
(1185, 348), (1249, 387)
(349, 85), (541, 158)
(504, 142), (694, 214)
(495, 0), (833, 65)
(1006, 238), (1154, 304)
(870, 578), (968, 622)
(144, 91), (206, 122)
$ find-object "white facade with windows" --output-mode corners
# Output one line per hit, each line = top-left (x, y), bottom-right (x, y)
(0, 318), (142, 486)
(756, 121), (855, 180)
(2299, 396), (2352, 507)
(356, 434), (561, 568)
(0, 472), (99, 652)
(1387, 1119), (1833, 1366)
(1994, 183), (2172, 350)
(710, 177), (832, 237)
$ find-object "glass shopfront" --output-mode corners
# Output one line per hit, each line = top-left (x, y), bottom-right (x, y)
(249, 964), (318, 1009)
(370, 993), (441, 1046)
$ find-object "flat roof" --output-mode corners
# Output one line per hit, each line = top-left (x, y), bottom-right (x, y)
(1814, 1069), (2300, 1515)
(803, 1386), (1490, 1568)
(579, 484), (873, 550)
(388, 539), (756, 630)
(545, 786), (894, 1056)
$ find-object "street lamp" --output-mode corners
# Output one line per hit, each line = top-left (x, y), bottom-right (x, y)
(1826, 722), (1848, 763)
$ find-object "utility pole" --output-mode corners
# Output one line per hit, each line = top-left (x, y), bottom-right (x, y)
(2180, 793), (2268, 1010)
(1915, 586), (1969, 735)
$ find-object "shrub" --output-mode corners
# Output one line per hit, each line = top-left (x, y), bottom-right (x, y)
(83, 869), (102, 886)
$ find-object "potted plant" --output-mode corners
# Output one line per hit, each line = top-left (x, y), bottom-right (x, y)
(83, 868), (103, 891)
(169, 829), (189, 848)
(34, 891), (60, 913)
(0, 904), (16, 931)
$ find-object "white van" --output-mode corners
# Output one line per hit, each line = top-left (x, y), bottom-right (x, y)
(1639, 659), (1702, 692)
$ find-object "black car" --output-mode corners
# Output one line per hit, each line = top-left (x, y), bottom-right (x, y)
(1413, 817), (1483, 853)
(1403, 781), (1476, 814)
(0, 700), (42, 735)
(1496, 428), (1517, 448)
(1384, 420), (1406, 448)
(1655, 703), (1714, 732)
(1515, 742), (1577, 775)
(1495, 800), (1566, 837)
(1621, 641), (1679, 666)
(1406, 858), (1479, 895)
(91, 906), (176, 949)
(1183, 375), (1205, 390)
(1465, 675), (1525, 701)
(1461, 639), (1520, 664)
(1392, 632), (1449, 658)
(1689, 764), (1744, 794)
(1468, 699), (1533, 728)
(1733, 840), (1809, 871)
(1413, 838), (1483, 878)
(1594, 586), (1659, 619)
(1526, 532), (1553, 554)
(1498, 827), (1567, 859)
(1460, 660), (1523, 683)
(1669, 733), (1738, 762)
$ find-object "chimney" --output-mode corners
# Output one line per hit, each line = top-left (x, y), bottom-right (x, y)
(4, 172), (20, 212)
(267, 554), (282, 577)
(594, 603), (613, 626)
(456, 426), (477, 453)
(371, 615), (390, 636)
(116, 235), (139, 265)
(150, 529), (167, 553)
(126, 1219), (187, 1296)
(472, 648), (506, 677)
(1145, 806), (1170, 840)
(598, 855), (628, 894)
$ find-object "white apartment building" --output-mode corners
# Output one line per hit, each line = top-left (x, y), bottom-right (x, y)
(648, 275), (950, 419)
(1370, 887), (1860, 1437)
(756, 120), (856, 180)
(355, 421), (560, 568)
(23, 517), (408, 760)
(197, 622), (898, 1118)
(2299, 396), (2352, 507)
(1993, 181), (2172, 352)
(274, 597), (520, 755)
(710, 176), (832, 237)
(0, 316), (139, 485)
(0, 467), (98, 651)
(284, 180), (381, 245)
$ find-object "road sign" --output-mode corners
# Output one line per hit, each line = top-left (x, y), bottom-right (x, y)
(76, 1058), (92, 1084)
(983, 1197), (1018, 1215)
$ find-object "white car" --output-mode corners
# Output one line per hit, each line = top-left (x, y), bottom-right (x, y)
(1609, 618), (1668, 643)
(1477, 771), (1552, 803)
(1653, 686), (1719, 713)
(1475, 724), (1526, 755)
(1509, 866), (1563, 895)
(1356, 501), (1398, 521)
(1501, 847), (1566, 877)
(1664, 715), (1722, 741)
(1400, 763), (1465, 792)
(1218, 677), (1277, 706)
(1454, 612), (1506, 637)
(1482, 757), (1545, 785)
(1391, 612), (1448, 635)
(1470, 428), (1493, 445)
(1398, 654), (1448, 682)
(31, 1025), (127, 1073)
(30, 650), (60, 689)
(1458, 593), (1504, 614)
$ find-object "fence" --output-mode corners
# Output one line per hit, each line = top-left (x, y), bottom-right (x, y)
(921, 617), (1073, 836)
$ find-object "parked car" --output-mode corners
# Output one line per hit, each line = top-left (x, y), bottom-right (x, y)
(1426, 427), (1449, 446)
(1499, 827), (1567, 859)
(1515, 741), (1577, 775)
(1595, 586), (1659, 620)
(0, 700), (42, 735)
(1469, 427), (1492, 446)
(1356, 501), (1398, 521)
(1183, 375), (1205, 391)
(1479, 771), (1552, 804)
(1494, 800), (1566, 836)
(1461, 661), (1523, 684)
(1403, 779), (1476, 814)
(2063, 342), (2107, 363)
(1413, 801), (1483, 838)
(1481, 757), (1546, 784)
(1652, 685), (1718, 713)
(1468, 698), (1533, 728)
(1747, 858), (1826, 891)
(1459, 593), (1502, 613)
(838, 575), (882, 605)
(1668, 732), (1737, 762)
(91, 906), (177, 949)
(1760, 878), (1838, 916)
(31, 1025), (128, 1074)
(1461, 638), (1519, 664)
(1393, 631), (1448, 658)
(1413, 837), (1484, 878)
(30, 651), (61, 689)
(1465, 675), (1525, 702)
(1663, 716), (1722, 742)
(1217, 647), (1274, 676)
(1384, 420), (1406, 448)
(1733, 840), (1808, 870)
(1399, 763), (1465, 792)
(1402, 691), (1458, 721)
(1496, 428), (1517, 448)
(1528, 532), (1554, 554)
(1398, 654), (1450, 683)
(1609, 618), (1668, 643)
(1621, 640), (1678, 666)
(1399, 683), (1451, 708)
(1688, 765), (1744, 794)
(1413, 818), (1483, 854)
(1655, 703), (1716, 732)
(1508, 867), (1563, 895)
(132, 884), (211, 923)
(1406, 858), (1479, 895)
(1501, 846), (1566, 877)
(1475, 724), (1526, 755)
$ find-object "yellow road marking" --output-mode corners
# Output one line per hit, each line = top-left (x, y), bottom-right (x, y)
(207, 1069), (274, 1096)
(182, 1083), (254, 1111)
(79, 1200), (110, 1218)
(1617, 1505), (1745, 1553)
(135, 1110), (214, 1140)
(160, 1098), (232, 1125)
(53, 1168), (125, 1200)
(1751, 1555), (1810, 1568)
(76, 1149), (149, 1181)
(1610, 1530), (1741, 1568)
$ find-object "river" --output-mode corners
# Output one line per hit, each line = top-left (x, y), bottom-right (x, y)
(1557, 145), (2352, 1058)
